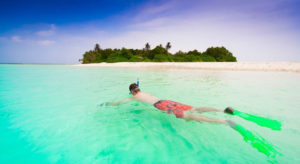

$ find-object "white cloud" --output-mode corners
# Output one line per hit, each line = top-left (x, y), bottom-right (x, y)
(135, 2), (175, 20)
(38, 40), (56, 46)
(11, 36), (22, 42)
(36, 24), (56, 36)
(36, 30), (55, 36)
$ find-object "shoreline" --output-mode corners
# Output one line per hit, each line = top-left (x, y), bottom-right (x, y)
(73, 62), (300, 72)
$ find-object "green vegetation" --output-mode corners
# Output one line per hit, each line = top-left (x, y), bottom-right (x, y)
(79, 42), (237, 63)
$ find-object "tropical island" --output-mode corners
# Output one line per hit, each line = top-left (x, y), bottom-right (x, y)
(79, 42), (237, 63)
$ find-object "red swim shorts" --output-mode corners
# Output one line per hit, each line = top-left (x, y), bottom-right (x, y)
(153, 100), (193, 118)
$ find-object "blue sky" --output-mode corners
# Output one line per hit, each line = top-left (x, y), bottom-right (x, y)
(0, 0), (300, 63)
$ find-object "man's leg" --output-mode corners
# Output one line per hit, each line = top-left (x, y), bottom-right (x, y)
(183, 112), (227, 125)
(191, 107), (223, 113)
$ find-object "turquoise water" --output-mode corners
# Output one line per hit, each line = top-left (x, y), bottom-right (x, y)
(0, 64), (300, 163)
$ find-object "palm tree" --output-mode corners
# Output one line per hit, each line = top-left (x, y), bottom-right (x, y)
(94, 43), (101, 52)
(145, 42), (150, 51)
(165, 42), (171, 52)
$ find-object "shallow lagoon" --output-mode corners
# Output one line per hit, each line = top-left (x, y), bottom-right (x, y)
(0, 64), (300, 163)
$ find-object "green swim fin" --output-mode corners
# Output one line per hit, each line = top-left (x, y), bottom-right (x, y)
(234, 124), (280, 158)
(225, 107), (282, 130)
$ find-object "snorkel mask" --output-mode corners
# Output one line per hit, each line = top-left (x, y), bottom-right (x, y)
(129, 78), (139, 95)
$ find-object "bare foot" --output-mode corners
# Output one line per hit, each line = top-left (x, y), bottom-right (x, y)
(224, 107), (234, 115)
(226, 120), (237, 129)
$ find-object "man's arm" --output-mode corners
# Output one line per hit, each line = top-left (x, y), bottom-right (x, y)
(106, 97), (134, 106)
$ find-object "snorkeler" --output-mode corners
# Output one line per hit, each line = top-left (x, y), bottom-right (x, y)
(107, 83), (236, 127)
(104, 82), (282, 158)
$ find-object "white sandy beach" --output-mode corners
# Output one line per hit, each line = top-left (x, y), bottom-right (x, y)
(74, 62), (300, 72)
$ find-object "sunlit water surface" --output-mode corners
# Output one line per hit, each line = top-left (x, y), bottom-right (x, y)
(0, 64), (300, 163)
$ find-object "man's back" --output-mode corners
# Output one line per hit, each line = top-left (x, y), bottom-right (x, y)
(133, 92), (160, 105)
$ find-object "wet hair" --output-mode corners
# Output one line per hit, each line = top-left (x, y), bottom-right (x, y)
(129, 83), (140, 92)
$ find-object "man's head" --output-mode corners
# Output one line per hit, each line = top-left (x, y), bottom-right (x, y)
(129, 83), (140, 95)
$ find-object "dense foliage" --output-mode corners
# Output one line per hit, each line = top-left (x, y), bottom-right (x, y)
(79, 43), (237, 63)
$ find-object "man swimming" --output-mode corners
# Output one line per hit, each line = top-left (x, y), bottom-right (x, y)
(105, 83), (282, 157)
(107, 83), (235, 126)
